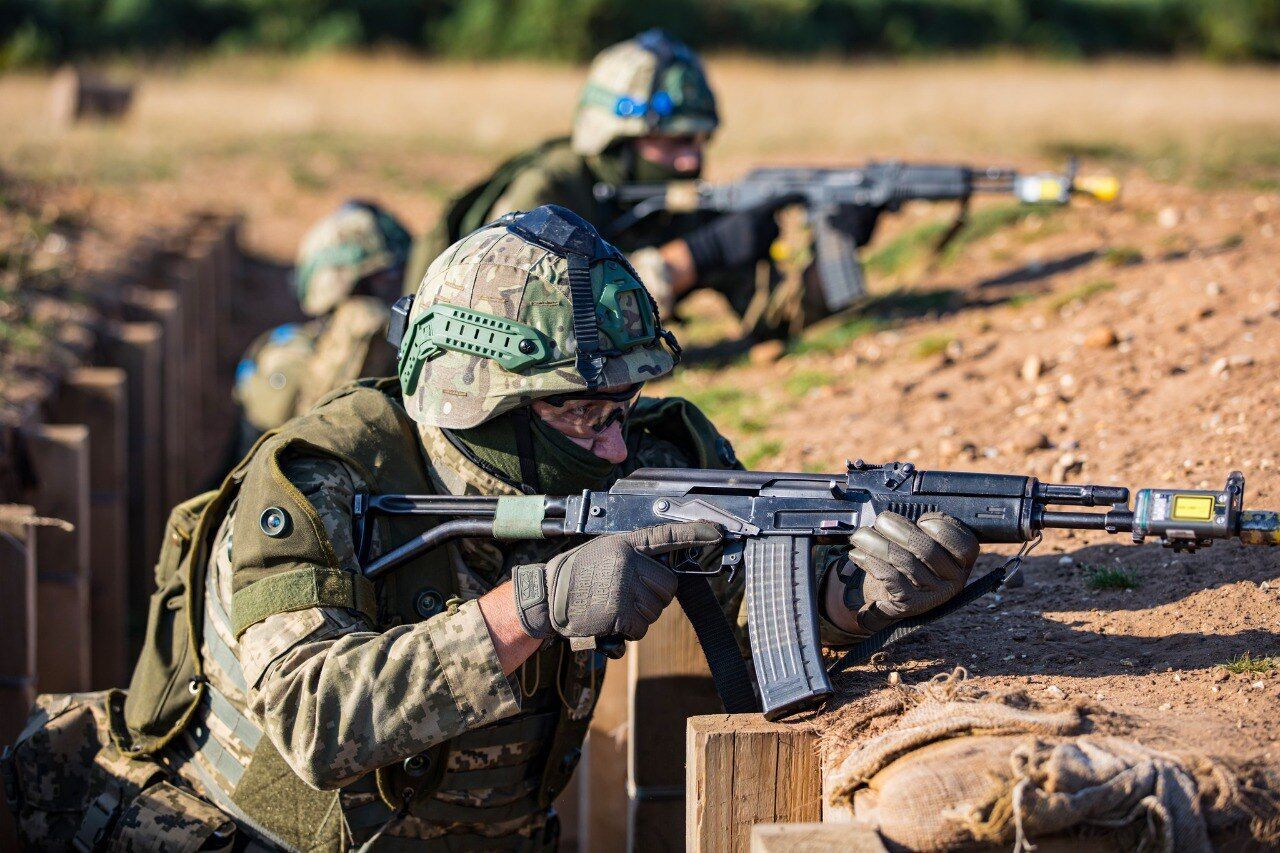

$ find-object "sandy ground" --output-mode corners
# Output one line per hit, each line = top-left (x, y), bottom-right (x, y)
(3, 54), (1279, 767)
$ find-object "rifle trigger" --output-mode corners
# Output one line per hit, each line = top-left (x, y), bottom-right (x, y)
(651, 498), (762, 536)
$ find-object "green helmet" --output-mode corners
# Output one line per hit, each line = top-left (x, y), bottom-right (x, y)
(571, 29), (719, 158)
(294, 200), (412, 316)
(394, 204), (681, 430)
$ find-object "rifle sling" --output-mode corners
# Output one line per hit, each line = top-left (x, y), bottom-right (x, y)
(676, 574), (761, 714)
(827, 564), (1006, 676)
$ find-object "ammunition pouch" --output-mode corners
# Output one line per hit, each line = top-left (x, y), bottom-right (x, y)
(119, 490), (226, 756)
(3, 690), (238, 851)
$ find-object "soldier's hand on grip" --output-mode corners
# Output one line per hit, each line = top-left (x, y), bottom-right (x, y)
(513, 522), (723, 643)
(830, 511), (980, 636)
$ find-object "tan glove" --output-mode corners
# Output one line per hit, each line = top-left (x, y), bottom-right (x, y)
(513, 522), (723, 643)
(825, 511), (979, 636)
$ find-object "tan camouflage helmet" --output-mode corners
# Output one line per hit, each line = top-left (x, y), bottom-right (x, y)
(571, 29), (719, 157)
(294, 200), (412, 316)
(395, 205), (681, 430)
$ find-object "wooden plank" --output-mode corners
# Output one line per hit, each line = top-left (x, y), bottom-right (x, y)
(687, 714), (737, 853)
(25, 424), (91, 693)
(48, 367), (130, 688)
(0, 505), (37, 745)
(102, 321), (164, 635)
(626, 602), (721, 849)
(687, 715), (822, 853)
(123, 287), (186, 511)
(751, 823), (889, 853)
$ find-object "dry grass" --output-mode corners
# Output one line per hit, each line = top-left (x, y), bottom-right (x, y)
(0, 54), (1277, 257)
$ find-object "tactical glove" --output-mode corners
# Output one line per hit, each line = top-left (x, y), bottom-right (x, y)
(829, 511), (979, 636)
(512, 522), (723, 643)
(683, 202), (785, 276)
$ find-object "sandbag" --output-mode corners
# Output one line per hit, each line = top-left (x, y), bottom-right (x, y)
(826, 672), (1280, 852)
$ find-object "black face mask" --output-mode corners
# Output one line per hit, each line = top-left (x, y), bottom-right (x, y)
(631, 147), (702, 183)
(591, 142), (702, 187)
(446, 409), (616, 496)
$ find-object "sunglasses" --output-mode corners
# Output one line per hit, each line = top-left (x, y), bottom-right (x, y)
(535, 385), (643, 439)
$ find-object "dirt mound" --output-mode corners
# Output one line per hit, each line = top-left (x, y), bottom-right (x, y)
(654, 175), (1280, 763)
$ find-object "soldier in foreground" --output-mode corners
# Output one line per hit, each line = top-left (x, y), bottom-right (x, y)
(230, 199), (411, 458)
(407, 29), (790, 323)
(4, 206), (980, 850)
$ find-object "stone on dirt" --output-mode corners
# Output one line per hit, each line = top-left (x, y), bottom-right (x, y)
(1083, 326), (1119, 349)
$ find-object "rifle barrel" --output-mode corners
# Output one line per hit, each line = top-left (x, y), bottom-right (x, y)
(1036, 508), (1135, 532)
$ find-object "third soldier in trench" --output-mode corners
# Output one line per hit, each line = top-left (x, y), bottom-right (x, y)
(230, 200), (412, 461)
(104, 205), (981, 850)
(406, 29), (795, 335)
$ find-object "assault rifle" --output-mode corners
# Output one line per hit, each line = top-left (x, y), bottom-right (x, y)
(596, 160), (1120, 315)
(356, 462), (1275, 720)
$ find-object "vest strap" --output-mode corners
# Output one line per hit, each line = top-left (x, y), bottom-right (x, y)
(231, 567), (377, 638)
(449, 711), (557, 749)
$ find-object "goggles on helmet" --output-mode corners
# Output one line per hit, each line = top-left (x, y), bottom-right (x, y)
(580, 29), (717, 131)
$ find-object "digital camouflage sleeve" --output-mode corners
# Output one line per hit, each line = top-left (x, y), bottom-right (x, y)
(233, 455), (521, 790)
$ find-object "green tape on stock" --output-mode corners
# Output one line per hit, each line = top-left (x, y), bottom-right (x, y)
(493, 496), (547, 540)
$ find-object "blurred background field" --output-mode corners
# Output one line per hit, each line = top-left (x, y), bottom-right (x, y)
(3, 0), (1279, 64)
(1, 54), (1277, 258)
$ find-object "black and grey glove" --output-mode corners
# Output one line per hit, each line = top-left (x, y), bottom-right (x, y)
(682, 202), (785, 276)
(828, 511), (979, 636)
(512, 522), (723, 643)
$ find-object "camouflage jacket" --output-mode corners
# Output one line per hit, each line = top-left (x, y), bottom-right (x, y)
(163, 383), (745, 851)
(234, 296), (396, 433)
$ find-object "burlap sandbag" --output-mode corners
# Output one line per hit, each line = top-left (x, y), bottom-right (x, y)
(827, 673), (1280, 852)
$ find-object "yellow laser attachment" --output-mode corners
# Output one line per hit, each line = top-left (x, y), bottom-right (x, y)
(1172, 494), (1215, 522)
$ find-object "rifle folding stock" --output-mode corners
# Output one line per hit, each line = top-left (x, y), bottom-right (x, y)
(358, 460), (1274, 719)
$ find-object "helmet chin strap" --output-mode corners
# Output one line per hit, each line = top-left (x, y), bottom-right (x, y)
(511, 407), (542, 493)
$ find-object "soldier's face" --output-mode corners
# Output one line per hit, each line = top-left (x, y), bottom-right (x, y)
(634, 134), (706, 178)
(532, 384), (642, 464)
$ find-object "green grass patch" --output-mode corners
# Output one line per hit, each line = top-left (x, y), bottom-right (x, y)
(912, 334), (953, 359)
(660, 380), (768, 437)
(863, 219), (950, 278)
(1005, 291), (1042, 309)
(1218, 652), (1280, 675)
(1044, 278), (1116, 313)
(1102, 245), (1143, 267)
(941, 204), (1038, 261)
(741, 439), (784, 469)
(864, 203), (1055, 283)
(792, 316), (884, 356)
(1039, 139), (1140, 167)
(1083, 566), (1140, 591)
(289, 161), (331, 192)
(784, 368), (836, 398)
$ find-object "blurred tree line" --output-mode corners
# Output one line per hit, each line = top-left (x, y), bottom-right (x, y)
(2, 0), (1278, 68)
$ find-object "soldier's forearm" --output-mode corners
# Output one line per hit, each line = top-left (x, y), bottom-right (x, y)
(477, 580), (544, 675)
(252, 599), (521, 790)
(658, 238), (697, 295)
